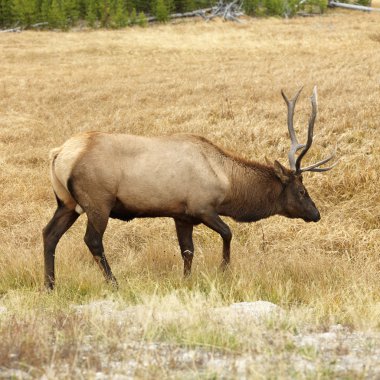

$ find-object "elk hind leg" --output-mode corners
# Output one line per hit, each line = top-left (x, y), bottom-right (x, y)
(43, 203), (79, 290)
(175, 219), (194, 276)
(84, 210), (118, 288)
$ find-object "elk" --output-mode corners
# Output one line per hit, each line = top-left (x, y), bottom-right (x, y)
(43, 86), (336, 290)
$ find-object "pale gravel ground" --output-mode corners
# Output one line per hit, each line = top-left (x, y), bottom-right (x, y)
(2, 301), (379, 379)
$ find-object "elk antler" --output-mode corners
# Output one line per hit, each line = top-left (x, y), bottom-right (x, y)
(281, 87), (305, 171)
(281, 86), (337, 174)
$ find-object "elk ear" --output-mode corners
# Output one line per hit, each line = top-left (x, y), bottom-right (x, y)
(274, 160), (291, 184)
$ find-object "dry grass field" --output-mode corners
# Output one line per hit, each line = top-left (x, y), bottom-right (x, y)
(1, 9), (380, 379)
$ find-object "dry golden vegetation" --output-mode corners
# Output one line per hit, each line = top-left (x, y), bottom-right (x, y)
(0, 10), (380, 378)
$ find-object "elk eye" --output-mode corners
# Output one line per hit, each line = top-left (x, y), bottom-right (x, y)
(299, 189), (306, 196)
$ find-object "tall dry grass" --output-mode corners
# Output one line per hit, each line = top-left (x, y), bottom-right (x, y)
(0, 11), (380, 377)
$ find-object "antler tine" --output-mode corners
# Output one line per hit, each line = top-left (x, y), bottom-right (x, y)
(281, 87), (305, 171)
(300, 146), (338, 172)
(307, 161), (339, 172)
(295, 85), (317, 173)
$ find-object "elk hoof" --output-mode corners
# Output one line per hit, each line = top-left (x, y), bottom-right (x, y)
(107, 277), (119, 291)
(219, 261), (231, 272)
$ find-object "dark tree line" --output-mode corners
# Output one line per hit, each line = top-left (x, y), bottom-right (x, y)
(0, 0), (331, 30)
(0, 0), (203, 28)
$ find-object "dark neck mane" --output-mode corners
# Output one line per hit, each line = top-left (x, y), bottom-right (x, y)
(186, 135), (284, 222)
(218, 152), (284, 222)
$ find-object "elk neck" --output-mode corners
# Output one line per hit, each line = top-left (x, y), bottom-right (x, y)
(218, 157), (284, 222)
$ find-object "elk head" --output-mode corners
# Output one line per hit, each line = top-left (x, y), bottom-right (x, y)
(275, 86), (337, 222)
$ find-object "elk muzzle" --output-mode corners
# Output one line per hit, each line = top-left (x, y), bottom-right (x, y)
(309, 208), (321, 222)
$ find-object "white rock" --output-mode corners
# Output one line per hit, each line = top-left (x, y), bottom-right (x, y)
(229, 301), (283, 318)
(330, 324), (346, 333)
(73, 300), (117, 314)
(297, 331), (338, 347)
(207, 357), (229, 372)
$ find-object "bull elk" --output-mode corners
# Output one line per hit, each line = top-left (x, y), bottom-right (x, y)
(43, 86), (336, 290)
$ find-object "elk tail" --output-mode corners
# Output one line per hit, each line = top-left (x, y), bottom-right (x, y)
(49, 146), (79, 211)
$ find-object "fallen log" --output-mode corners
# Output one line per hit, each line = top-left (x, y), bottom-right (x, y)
(207, 0), (244, 22)
(147, 1), (244, 22)
(0, 22), (49, 32)
(0, 27), (21, 33)
(30, 22), (49, 28)
(328, 1), (380, 12)
(147, 8), (213, 22)
(170, 8), (213, 19)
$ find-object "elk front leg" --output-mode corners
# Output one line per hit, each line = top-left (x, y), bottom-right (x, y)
(174, 219), (194, 276)
(42, 205), (79, 290)
(200, 212), (232, 270)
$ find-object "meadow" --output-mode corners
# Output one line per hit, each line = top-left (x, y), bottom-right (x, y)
(0, 9), (380, 378)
